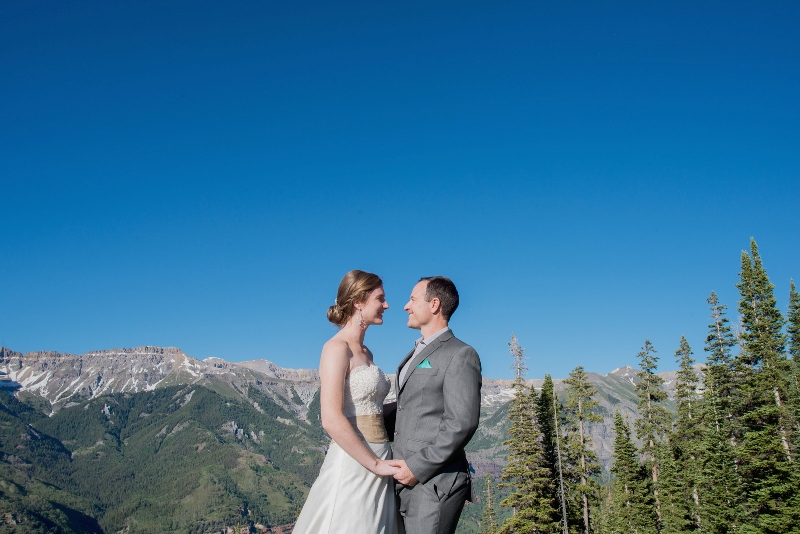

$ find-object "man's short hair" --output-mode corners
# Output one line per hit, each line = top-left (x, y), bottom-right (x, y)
(420, 276), (459, 321)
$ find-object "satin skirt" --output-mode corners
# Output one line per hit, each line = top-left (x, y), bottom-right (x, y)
(293, 441), (402, 534)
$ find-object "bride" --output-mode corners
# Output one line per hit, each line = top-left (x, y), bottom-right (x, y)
(293, 270), (401, 534)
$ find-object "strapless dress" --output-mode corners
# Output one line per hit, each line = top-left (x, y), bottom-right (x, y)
(293, 364), (401, 534)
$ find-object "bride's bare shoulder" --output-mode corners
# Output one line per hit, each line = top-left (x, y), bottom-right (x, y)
(321, 337), (351, 360)
(319, 338), (351, 378)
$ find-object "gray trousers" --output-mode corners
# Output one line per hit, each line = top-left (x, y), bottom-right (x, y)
(397, 473), (470, 534)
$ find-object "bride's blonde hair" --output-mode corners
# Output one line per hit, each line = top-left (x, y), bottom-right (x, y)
(327, 270), (383, 327)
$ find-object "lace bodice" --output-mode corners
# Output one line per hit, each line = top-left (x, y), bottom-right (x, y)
(343, 365), (391, 417)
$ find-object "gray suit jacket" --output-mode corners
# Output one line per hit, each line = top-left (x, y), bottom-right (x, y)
(394, 329), (482, 494)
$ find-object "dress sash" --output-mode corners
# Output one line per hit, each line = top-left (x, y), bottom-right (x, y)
(348, 414), (389, 443)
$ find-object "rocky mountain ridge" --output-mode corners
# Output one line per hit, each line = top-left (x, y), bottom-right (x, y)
(0, 346), (322, 419)
(0, 346), (685, 407)
(2, 344), (695, 473)
(0, 346), (702, 478)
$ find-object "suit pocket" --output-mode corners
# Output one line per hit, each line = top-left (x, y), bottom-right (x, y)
(410, 367), (438, 387)
(430, 471), (467, 501)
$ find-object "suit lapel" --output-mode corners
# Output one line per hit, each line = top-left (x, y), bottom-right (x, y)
(399, 330), (453, 393)
(396, 347), (415, 393)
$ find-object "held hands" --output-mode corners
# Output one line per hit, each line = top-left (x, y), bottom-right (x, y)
(386, 459), (418, 486)
(372, 459), (402, 477)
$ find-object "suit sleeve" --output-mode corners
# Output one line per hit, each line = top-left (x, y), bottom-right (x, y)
(405, 345), (482, 484)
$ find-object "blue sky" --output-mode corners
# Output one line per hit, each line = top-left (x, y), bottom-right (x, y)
(2, 1), (799, 379)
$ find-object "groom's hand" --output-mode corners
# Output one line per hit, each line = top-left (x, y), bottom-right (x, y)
(388, 460), (418, 486)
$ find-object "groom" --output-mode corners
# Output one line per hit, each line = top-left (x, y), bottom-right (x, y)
(389, 276), (482, 534)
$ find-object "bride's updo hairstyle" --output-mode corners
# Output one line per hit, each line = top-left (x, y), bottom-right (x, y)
(327, 270), (383, 327)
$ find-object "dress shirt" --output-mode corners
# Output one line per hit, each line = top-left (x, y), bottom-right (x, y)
(399, 327), (450, 386)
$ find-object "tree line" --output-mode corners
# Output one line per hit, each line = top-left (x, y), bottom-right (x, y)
(479, 238), (800, 534)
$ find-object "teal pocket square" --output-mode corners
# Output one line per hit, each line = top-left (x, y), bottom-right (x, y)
(417, 359), (433, 369)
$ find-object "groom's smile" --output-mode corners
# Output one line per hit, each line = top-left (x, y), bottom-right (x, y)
(404, 281), (433, 330)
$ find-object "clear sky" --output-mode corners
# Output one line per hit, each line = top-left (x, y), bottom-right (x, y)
(2, 1), (799, 380)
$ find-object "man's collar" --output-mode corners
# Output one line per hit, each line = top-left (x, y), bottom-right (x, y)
(416, 327), (450, 347)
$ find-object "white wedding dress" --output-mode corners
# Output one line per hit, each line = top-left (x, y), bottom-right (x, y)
(293, 364), (401, 534)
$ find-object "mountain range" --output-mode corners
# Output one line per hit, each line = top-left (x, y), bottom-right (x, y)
(0, 346), (689, 533)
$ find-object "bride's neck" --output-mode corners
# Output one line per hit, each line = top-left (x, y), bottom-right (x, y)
(341, 321), (367, 345)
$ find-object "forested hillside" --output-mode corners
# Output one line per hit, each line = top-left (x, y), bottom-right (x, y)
(483, 239), (800, 534)
(0, 384), (326, 532)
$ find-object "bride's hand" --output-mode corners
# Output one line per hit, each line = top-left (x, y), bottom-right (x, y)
(372, 459), (401, 477)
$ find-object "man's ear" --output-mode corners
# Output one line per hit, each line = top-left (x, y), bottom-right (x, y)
(429, 297), (442, 315)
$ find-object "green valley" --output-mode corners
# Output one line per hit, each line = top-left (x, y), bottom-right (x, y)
(1, 384), (326, 533)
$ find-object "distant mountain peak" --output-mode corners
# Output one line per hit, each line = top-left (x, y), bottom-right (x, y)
(608, 365), (638, 375)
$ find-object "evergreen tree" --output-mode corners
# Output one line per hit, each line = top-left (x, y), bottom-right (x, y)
(672, 336), (700, 446)
(480, 473), (499, 534)
(735, 239), (799, 533)
(787, 280), (800, 436)
(737, 239), (788, 368)
(634, 339), (670, 529)
(509, 333), (527, 382)
(660, 336), (699, 533)
(696, 417), (743, 534)
(698, 292), (744, 534)
(594, 485), (614, 534)
(702, 291), (738, 435)
(674, 337), (701, 526)
(788, 279), (800, 361)
(608, 411), (656, 534)
(538, 375), (559, 477)
(537, 375), (566, 531)
(499, 336), (559, 534)
(563, 366), (601, 534)
(657, 440), (693, 534)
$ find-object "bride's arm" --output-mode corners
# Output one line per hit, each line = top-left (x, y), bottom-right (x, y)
(319, 341), (398, 476)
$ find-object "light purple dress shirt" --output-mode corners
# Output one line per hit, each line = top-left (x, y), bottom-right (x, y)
(398, 327), (450, 386)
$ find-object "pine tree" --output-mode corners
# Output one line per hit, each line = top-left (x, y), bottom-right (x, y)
(660, 336), (700, 533)
(608, 411), (657, 534)
(736, 242), (791, 455)
(594, 484), (614, 534)
(499, 336), (559, 534)
(634, 339), (670, 529)
(538, 374), (558, 476)
(696, 417), (743, 534)
(657, 440), (692, 534)
(737, 239), (788, 368)
(480, 473), (499, 534)
(673, 337), (700, 445)
(703, 291), (738, 436)
(735, 239), (799, 533)
(509, 333), (527, 382)
(698, 291), (744, 534)
(788, 279), (800, 361)
(563, 366), (601, 534)
(554, 417), (569, 534)
(787, 280), (800, 436)
(537, 375), (566, 531)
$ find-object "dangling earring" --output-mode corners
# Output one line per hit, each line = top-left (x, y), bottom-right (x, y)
(357, 309), (366, 330)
